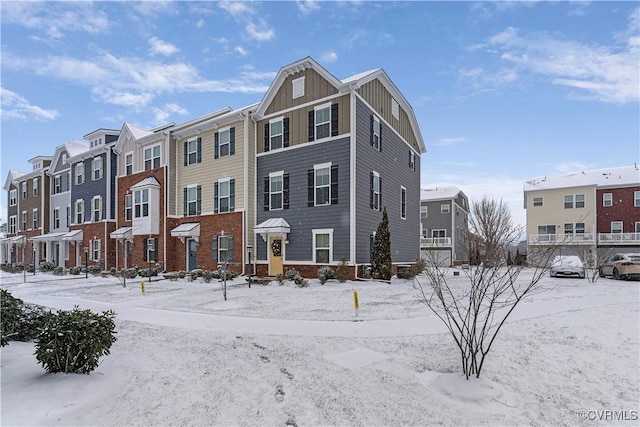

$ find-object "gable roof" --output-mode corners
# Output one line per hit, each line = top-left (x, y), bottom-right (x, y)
(3, 170), (26, 191)
(253, 56), (425, 153)
(523, 165), (640, 192)
(421, 186), (462, 202)
(48, 140), (89, 175)
(113, 123), (154, 154)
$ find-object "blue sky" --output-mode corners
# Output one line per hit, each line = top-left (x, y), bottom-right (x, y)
(1, 1), (639, 230)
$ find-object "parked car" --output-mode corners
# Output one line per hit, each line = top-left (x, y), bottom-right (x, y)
(550, 255), (585, 278)
(598, 253), (640, 280)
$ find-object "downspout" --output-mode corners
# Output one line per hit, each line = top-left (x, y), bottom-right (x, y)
(250, 112), (258, 276)
(243, 112), (249, 275)
(350, 89), (358, 279)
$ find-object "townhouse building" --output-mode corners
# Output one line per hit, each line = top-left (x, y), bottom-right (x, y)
(30, 141), (89, 268)
(252, 57), (425, 277)
(523, 165), (640, 266)
(419, 186), (469, 266)
(111, 123), (174, 271)
(2, 170), (26, 264)
(67, 129), (120, 269)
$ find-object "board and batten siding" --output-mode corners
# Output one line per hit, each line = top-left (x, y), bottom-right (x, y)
(257, 94), (350, 154)
(354, 96), (420, 264)
(357, 79), (420, 153)
(255, 137), (351, 262)
(176, 123), (246, 216)
(264, 68), (340, 116)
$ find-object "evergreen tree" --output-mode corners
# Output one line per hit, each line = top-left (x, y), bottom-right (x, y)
(371, 207), (392, 280)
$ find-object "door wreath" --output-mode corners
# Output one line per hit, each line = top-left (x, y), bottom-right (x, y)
(271, 239), (282, 257)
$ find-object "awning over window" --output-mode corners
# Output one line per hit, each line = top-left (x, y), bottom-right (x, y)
(254, 218), (290, 241)
(29, 232), (66, 242)
(171, 222), (200, 243)
(61, 229), (83, 241)
(110, 227), (133, 241)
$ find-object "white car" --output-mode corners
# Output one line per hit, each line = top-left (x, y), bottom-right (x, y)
(550, 255), (585, 278)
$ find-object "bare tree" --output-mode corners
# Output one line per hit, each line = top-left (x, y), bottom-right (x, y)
(414, 197), (559, 379)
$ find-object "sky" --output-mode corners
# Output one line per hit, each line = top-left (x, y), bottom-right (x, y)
(1, 1), (639, 231)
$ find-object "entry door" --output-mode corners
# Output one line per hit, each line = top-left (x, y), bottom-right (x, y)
(269, 237), (283, 276)
(188, 238), (197, 271)
(53, 243), (60, 267)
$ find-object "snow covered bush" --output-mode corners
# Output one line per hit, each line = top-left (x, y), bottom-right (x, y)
(336, 258), (349, 283)
(1, 289), (52, 346)
(201, 270), (213, 283)
(34, 306), (117, 374)
(317, 266), (335, 284)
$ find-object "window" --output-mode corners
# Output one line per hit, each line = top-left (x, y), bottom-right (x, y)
(292, 76), (305, 98)
(635, 191), (640, 207)
(144, 145), (161, 170)
(391, 98), (399, 120)
(9, 189), (16, 206)
(537, 225), (556, 241)
(270, 172), (283, 210)
(53, 176), (61, 194)
(575, 223), (585, 234)
(76, 162), (85, 185)
(370, 171), (381, 211)
(22, 182), (27, 199)
(53, 208), (60, 229)
(269, 119), (284, 151)
(218, 235), (234, 263)
(215, 179), (235, 214)
(75, 200), (84, 224)
(315, 104), (331, 140)
(421, 227), (428, 238)
(401, 186), (407, 219)
(371, 116), (381, 150)
(92, 239), (101, 261)
(215, 128), (233, 158)
(564, 195), (574, 209)
(93, 156), (103, 180)
(441, 204), (450, 214)
(21, 211), (27, 231)
(313, 229), (333, 264)
(533, 197), (543, 207)
(611, 221), (623, 234)
(184, 186), (199, 216)
(144, 238), (158, 262)
(314, 165), (330, 206)
(92, 196), (102, 222)
(421, 205), (428, 218)
(66, 206), (71, 228)
(32, 208), (38, 229)
(125, 153), (133, 175)
(575, 194), (585, 208)
(409, 151), (415, 171)
(62, 153), (67, 164)
(603, 193), (612, 207)
(33, 178), (38, 196)
(9, 216), (16, 234)
(134, 189), (149, 218)
(432, 229), (446, 238)
(125, 194), (132, 221)
(635, 222), (640, 233)
(184, 138), (201, 165)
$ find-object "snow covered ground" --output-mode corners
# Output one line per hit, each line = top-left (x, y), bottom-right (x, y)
(1, 269), (638, 426)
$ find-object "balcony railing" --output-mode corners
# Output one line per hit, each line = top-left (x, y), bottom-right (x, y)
(598, 233), (640, 245)
(528, 233), (595, 245)
(420, 237), (452, 247)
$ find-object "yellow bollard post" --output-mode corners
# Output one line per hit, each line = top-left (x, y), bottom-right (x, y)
(353, 290), (359, 317)
(141, 279), (145, 294)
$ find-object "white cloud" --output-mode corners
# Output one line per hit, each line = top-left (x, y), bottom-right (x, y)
(152, 103), (189, 124)
(148, 37), (179, 56)
(296, 0), (321, 15)
(435, 137), (467, 147)
(1, 2), (110, 39)
(0, 87), (60, 121)
(218, 1), (255, 18)
(245, 20), (275, 42)
(472, 9), (640, 104)
(235, 46), (248, 56)
(320, 51), (338, 63)
(218, 2), (275, 43)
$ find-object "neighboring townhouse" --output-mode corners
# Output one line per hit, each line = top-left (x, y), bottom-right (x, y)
(67, 129), (120, 270)
(7, 157), (52, 266)
(168, 105), (256, 273)
(2, 170), (26, 264)
(29, 141), (89, 268)
(419, 186), (469, 266)
(524, 165), (640, 266)
(252, 57), (425, 278)
(111, 123), (174, 271)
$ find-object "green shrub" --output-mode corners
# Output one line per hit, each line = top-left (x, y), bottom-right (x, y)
(285, 268), (300, 281)
(275, 274), (285, 285)
(39, 261), (56, 272)
(336, 258), (350, 282)
(317, 266), (335, 285)
(1, 289), (52, 346)
(138, 267), (158, 278)
(1, 289), (22, 346)
(202, 270), (213, 283)
(87, 265), (102, 275)
(178, 270), (187, 279)
(212, 268), (238, 281)
(34, 306), (117, 374)
(69, 266), (81, 275)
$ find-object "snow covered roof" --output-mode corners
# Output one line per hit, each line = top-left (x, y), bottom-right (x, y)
(3, 170), (26, 191)
(341, 69), (381, 84)
(523, 165), (639, 192)
(127, 123), (153, 140)
(421, 186), (461, 201)
(131, 176), (160, 189)
(64, 140), (90, 158)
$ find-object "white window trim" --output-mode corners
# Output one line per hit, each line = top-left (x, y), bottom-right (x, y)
(635, 221), (640, 233)
(269, 117), (284, 151)
(533, 197), (543, 207)
(92, 196), (102, 222)
(91, 239), (101, 261)
(564, 194), (575, 209)
(144, 144), (161, 170)
(9, 216), (17, 234)
(391, 98), (399, 120)
(218, 127), (231, 157)
(76, 162), (85, 185)
(32, 208), (38, 229)
(575, 194), (585, 208)
(312, 228), (333, 264)
(314, 162), (332, 206)
(292, 76), (305, 99)
(125, 152), (134, 175)
(372, 170), (381, 211)
(186, 138), (199, 165)
(269, 170), (284, 211)
(421, 205), (428, 218)
(218, 235), (232, 263)
(125, 194), (132, 221)
(21, 211), (27, 231)
(400, 186), (407, 220)
(21, 182), (27, 199)
(185, 185), (198, 216)
(372, 116), (380, 150)
(54, 175), (61, 194)
(33, 178), (38, 196)
(314, 103), (332, 141)
(602, 193), (612, 207)
(441, 204), (450, 214)
(9, 189), (17, 206)
(634, 191), (640, 207)
(611, 221), (623, 233)
(53, 208), (61, 229)
(217, 178), (231, 213)
(75, 200), (84, 224)
(432, 229), (446, 238)
(92, 156), (103, 181)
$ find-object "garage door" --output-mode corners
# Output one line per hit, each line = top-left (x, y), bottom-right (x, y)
(421, 249), (452, 267)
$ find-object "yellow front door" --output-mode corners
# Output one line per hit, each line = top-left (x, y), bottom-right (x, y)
(269, 237), (283, 276)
